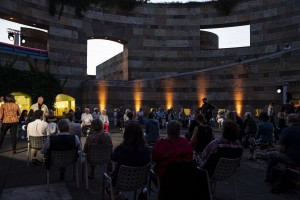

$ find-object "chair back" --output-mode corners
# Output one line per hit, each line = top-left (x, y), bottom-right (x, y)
(159, 160), (212, 200)
(87, 144), (112, 165)
(29, 136), (47, 149)
(115, 163), (151, 191)
(51, 149), (78, 167)
(211, 157), (241, 181)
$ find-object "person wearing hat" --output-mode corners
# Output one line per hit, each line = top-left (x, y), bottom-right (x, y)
(199, 98), (215, 126)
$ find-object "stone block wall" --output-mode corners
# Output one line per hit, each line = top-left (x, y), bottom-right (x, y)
(0, 0), (300, 115)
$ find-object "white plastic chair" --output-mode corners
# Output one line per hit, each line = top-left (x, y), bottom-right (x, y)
(46, 149), (79, 191)
(27, 136), (47, 167)
(84, 144), (112, 189)
(103, 163), (151, 200)
(209, 157), (241, 200)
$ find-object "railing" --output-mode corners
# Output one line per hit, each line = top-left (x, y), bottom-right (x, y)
(0, 42), (48, 57)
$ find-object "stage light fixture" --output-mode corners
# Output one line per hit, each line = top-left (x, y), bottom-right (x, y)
(20, 35), (26, 44)
(8, 32), (14, 41)
(277, 88), (281, 94)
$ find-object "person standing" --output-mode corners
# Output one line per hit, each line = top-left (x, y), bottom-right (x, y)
(200, 98), (215, 126)
(30, 96), (49, 121)
(0, 94), (21, 154)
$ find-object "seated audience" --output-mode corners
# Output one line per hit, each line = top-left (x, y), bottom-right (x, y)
(255, 112), (274, 143)
(152, 120), (193, 182)
(111, 122), (151, 186)
(243, 112), (257, 147)
(190, 113), (214, 154)
(47, 116), (58, 136)
(198, 120), (243, 177)
(145, 112), (160, 143)
(99, 109), (110, 132)
(65, 112), (82, 139)
(83, 119), (112, 179)
(27, 110), (48, 164)
(41, 119), (81, 180)
(265, 113), (300, 182)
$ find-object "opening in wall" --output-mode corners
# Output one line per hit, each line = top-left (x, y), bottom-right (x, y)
(87, 39), (124, 75)
(200, 25), (250, 49)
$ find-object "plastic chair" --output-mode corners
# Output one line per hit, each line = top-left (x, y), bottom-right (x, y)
(209, 157), (241, 200)
(103, 163), (151, 200)
(27, 135), (47, 167)
(84, 144), (112, 189)
(156, 160), (213, 200)
(46, 149), (79, 191)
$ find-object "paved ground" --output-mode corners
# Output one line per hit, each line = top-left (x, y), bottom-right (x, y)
(0, 126), (299, 200)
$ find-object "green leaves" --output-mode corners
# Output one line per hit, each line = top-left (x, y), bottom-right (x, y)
(0, 63), (62, 109)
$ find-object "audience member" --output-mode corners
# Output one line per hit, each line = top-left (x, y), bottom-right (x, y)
(41, 119), (81, 180)
(92, 108), (100, 120)
(145, 112), (160, 143)
(65, 112), (82, 139)
(243, 112), (257, 147)
(81, 107), (93, 136)
(27, 110), (48, 164)
(255, 112), (274, 143)
(47, 115), (58, 136)
(99, 109), (109, 132)
(111, 122), (151, 186)
(152, 120), (193, 181)
(186, 110), (200, 140)
(83, 119), (112, 179)
(198, 120), (243, 177)
(190, 113), (214, 154)
(265, 113), (300, 182)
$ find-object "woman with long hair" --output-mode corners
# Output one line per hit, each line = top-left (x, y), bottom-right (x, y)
(0, 94), (21, 154)
(111, 122), (151, 186)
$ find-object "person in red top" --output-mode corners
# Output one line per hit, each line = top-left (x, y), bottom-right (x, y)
(152, 120), (193, 181)
(0, 94), (21, 154)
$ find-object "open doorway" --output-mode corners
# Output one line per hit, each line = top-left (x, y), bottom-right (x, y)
(54, 94), (75, 116)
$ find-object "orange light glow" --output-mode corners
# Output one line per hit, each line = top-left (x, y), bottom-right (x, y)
(234, 80), (243, 116)
(164, 79), (173, 109)
(197, 77), (206, 107)
(133, 82), (143, 112)
(98, 81), (107, 112)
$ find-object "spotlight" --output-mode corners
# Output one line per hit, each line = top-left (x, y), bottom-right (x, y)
(8, 32), (14, 41)
(277, 88), (282, 94)
(20, 35), (26, 44)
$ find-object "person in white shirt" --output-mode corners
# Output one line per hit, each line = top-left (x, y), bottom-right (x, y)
(27, 110), (48, 163)
(81, 108), (93, 136)
(30, 96), (49, 121)
(100, 109), (110, 132)
(46, 116), (58, 136)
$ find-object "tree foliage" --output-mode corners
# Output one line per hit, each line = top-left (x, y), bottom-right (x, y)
(0, 61), (62, 109)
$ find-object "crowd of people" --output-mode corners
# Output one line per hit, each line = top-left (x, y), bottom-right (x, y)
(0, 93), (300, 198)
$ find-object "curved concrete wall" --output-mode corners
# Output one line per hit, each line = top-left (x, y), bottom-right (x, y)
(0, 0), (300, 114)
